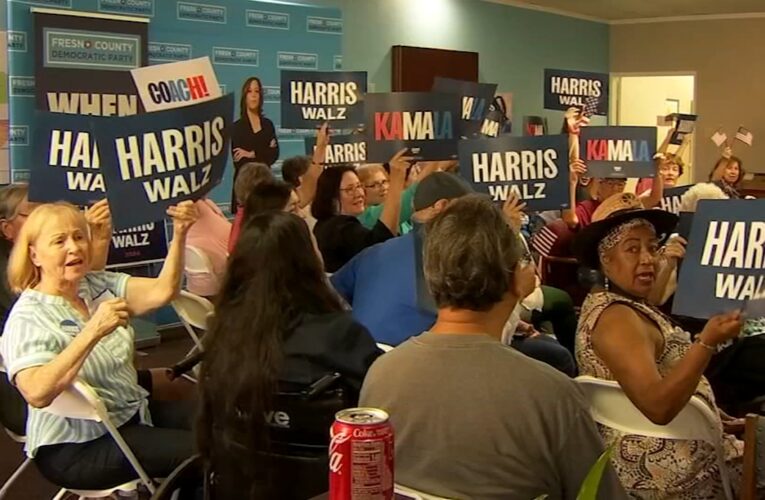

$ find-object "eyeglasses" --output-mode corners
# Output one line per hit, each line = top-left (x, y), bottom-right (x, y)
(339, 183), (364, 194)
(365, 180), (390, 190)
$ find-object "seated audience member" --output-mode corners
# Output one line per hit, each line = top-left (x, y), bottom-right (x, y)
(0, 201), (198, 490)
(0, 187), (118, 437)
(185, 198), (232, 297)
(332, 174), (576, 375)
(312, 149), (411, 272)
(709, 155), (745, 198)
(228, 180), (302, 252)
(360, 195), (625, 500)
(636, 154), (684, 197)
(572, 192), (745, 498)
(198, 211), (381, 498)
(228, 162), (273, 254)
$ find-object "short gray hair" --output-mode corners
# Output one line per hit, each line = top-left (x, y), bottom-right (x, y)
(235, 162), (273, 204)
(424, 194), (522, 311)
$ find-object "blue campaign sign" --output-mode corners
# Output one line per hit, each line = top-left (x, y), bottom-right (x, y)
(658, 184), (694, 215)
(304, 133), (366, 165)
(432, 77), (497, 138)
(29, 111), (106, 206)
(673, 199), (765, 319)
(544, 68), (608, 116)
(106, 221), (168, 268)
(580, 126), (657, 178)
(95, 93), (234, 230)
(364, 92), (460, 162)
(280, 70), (367, 129)
(458, 134), (570, 211)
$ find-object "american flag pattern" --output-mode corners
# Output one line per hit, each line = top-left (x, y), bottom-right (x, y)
(531, 225), (558, 258)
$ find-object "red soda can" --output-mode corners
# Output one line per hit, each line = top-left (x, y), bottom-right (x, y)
(329, 407), (394, 500)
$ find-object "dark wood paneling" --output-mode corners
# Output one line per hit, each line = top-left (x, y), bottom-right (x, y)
(391, 45), (478, 92)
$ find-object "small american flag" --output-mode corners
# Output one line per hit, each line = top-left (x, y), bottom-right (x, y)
(735, 126), (753, 146)
(531, 226), (558, 258)
(582, 96), (600, 117)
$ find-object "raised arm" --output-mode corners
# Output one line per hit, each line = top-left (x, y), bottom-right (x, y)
(562, 159), (587, 228)
(84, 199), (113, 271)
(13, 299), (129, 408)
(377, 149), (412, 236)
(592, 304), (741, 424)
(124, 201), (198, 316)
(641, 158), (665, 208)
(297, 122), (328, 208)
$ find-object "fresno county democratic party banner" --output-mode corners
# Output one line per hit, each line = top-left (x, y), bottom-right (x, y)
(544, 69), (608, 116)
(34, 10), (148, 115)
(364, 92), (460, 162)
(458, 134), (570, 210)
(432, 77), (497, 138)
(30, 111), (105, 206)
(304, 134), (366, 165)
(131, 57), (221, 112)
(107, 221), (168, 268)
(658, 184), (694, 215)
(281, 70), (367, 129)
(673, 199), (765, 319)
(580, 126), (657, 178)
(96, 94), (234, 230)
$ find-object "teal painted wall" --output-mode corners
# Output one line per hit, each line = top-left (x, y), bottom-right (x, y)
(337, 0), (609, 130)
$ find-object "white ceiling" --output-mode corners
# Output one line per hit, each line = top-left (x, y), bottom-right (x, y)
(491, 0), (765, 22)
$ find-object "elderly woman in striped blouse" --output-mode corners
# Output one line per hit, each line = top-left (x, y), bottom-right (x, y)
(0, 200), (197, 491)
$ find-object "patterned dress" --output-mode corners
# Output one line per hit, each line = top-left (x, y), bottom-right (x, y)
(576, 291), (743, 500)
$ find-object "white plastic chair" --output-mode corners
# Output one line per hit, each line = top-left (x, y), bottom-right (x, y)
(0, 427), (33, 498)
(575, 375), (734, 500)
(184, 245), (214, 275)
(44, 380), (156, 497)
(171, 290), (214, 351)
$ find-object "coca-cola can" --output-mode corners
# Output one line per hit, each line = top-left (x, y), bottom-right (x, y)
(329, 407), (394, 500)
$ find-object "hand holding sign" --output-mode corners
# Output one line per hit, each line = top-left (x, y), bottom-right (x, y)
(84, 199), (113, 241)
(503, 193), (527, 233)
(389, 148), (415, 175)
(662, 235), (687, 261)
(699, 310), (743, 347)
(167, 200), (199, 236)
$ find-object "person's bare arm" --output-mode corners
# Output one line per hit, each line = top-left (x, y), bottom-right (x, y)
(592, 304), (741, 424)
(562, 159), (587, 228)
(641, 159), (665, 208)
(84, 199), (112, 271)
(13, 299), (129, 407)
(377, 149), (412, 235)
(297, 123), (329, 208)
(647, 237), (686, 305)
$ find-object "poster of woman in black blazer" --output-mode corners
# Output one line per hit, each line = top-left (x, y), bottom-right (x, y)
(230, 76), (280, 210)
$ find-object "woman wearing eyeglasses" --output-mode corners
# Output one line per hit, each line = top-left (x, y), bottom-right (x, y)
(311, 149), (412, 273)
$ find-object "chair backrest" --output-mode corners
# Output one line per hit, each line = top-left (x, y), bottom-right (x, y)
(376, 342), (394, 352)
(172, 291), (215, 330)
(576, 376), (721, 445)
(185, 245), (214, 274)
(43, 380), (106, 423)
(269, 386), (351, 448)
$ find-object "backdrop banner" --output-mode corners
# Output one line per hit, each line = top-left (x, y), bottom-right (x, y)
(95, 93), (234, 229)
(673, 199), (765, 319)
(281, 70), (366, 130)
(544, 68), (608, 115)
(432, 77), (496, 138)
(580, 126), (657, 178)
(458, 134), (570, 210)
(364, 92), (460, 162)
(304, 133), (366, 165)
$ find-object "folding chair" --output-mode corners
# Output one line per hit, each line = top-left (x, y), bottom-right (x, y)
(0, 367), (31, 499)
(44, 380), (156, 497)
(576, 375), (734, 500)
(171, 290), (214, 352)
(150, 454), (201, 500)
(394, 483), (455, 499)
(742, 413), (765, 500)
(0, 427), (33, 499)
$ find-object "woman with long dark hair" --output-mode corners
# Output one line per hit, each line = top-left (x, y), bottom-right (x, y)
(230, 77), (280, 210)
(197, 211), (381, 498)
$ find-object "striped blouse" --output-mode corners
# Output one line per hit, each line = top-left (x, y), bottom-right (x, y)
(0, 271), (150, 457)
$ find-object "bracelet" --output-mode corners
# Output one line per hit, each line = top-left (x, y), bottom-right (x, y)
(695, 337), (717, 353)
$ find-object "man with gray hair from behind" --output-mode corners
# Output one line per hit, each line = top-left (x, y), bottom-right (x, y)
(360, 194), (626, 500)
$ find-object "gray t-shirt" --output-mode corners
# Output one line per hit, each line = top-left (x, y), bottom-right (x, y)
(359, 332), (627, 500)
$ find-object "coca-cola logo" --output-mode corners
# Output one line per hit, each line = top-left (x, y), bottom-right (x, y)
(329, 429), (351, 474)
